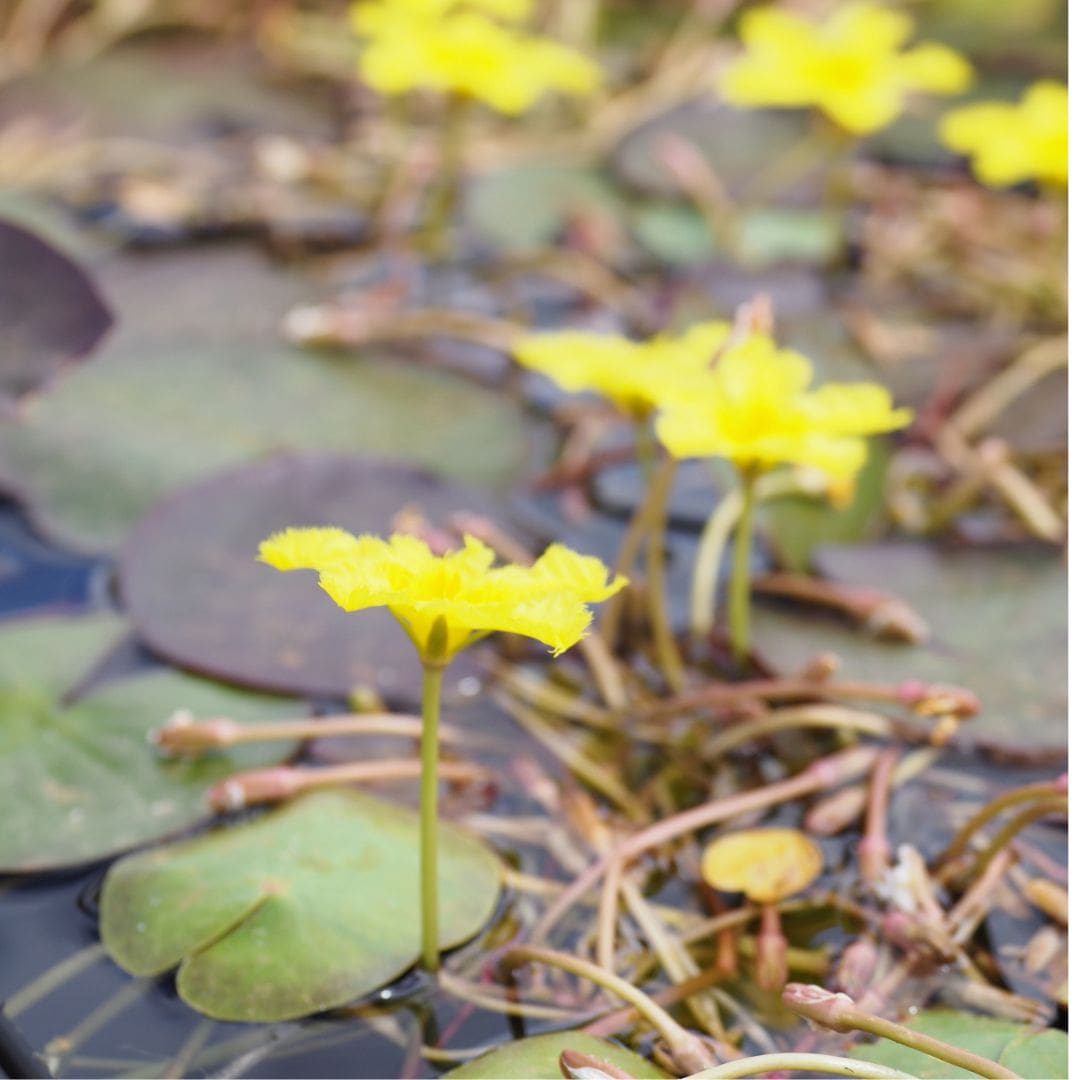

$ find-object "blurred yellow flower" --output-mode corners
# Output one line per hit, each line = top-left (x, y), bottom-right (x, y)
(259, 530), (624, 661)
(512, 321), (732, 418)
(939, 81), (1067, 188)
(720, 2), (972, 134)
(351, 0), (600, 114)
(655, 333), (911, 483)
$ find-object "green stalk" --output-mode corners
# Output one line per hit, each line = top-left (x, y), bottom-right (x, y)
(424, 92), (471, 259)
(420, 662), (445, 971)
(727, 467), (758, 665)
(646, 454), (684, 691)
(683, 1054), (916, 1079)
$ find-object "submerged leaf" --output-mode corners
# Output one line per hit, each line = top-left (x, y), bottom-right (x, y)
(101, 789), (503, 1021)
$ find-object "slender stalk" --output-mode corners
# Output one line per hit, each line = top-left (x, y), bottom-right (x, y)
(424, 92), (471, 259)
(690, 486), (744, 643)
(969, 797), (1068, 880)
(690, 470), (831, 644)
(727, 467), (758, 665)
(420, 663), (446, 971)
(6, 943), (106, 1017)
(683, 1053), (916, 1079)
(503, 946), (713, 1074)
(598, 418), (658, 646)
(645, 454), (685, 690)
(935, 779), (1065, 873)
(783, 984), (1020, 1079)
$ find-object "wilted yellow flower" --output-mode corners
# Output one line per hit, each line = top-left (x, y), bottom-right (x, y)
(655, 333), (911, 483)
(939, 81), (1067, 188)
(512, 321), (731, 418)
(352, 0), (600, 114)
(720, 2), (972, 134)
(259, 530), (624, 661)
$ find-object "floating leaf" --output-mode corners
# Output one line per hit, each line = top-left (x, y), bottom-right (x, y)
(444, 1032), (669, 1079)
(851, 1009), (1066, 1078)
(101, 789), (502, 1022)
(0, 340), (530, 554)
(120, 454), (519, 701)
(754, 545), (1066, 746)
(0, 612), (300, 872)
(0, 219), (112, 401)
(702, 828), (823, 903)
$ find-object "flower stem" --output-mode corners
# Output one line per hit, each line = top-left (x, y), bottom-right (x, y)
(420, 663), (446, 971)
(728, 467), (758, 665)
(646, 454), (685, 691)
(424, 92), (470, 259)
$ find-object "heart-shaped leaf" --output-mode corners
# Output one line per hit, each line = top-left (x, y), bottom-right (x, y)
(754, 544), (1066, 746)
(444, 1032), (669, 1079)
(0, 219), (112, 401)
(101, 789), (503, 1022)
(851, 1009), (1066, 1078)
(0, 611), (301, 872)
(119, 453), (521, 701)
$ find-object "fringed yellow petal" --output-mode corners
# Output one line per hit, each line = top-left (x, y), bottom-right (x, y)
(655, 332), (910, 490)
(263, 528), (623, 662)
(719, 1), (970, 134)
(939, 80), (1067, 188)
(257, 527), (362, 571)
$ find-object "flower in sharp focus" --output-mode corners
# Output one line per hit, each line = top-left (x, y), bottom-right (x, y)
(258, 530), (625, 661)
(654, 332), (912, 487)
(351, 0), (601, 115)
(939, 80), (1068, 189)
(720, 2), (972, 135)
(512, 321), (732, 419)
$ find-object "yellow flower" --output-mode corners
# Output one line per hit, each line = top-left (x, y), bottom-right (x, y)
(654, 333), (911, 483)
(512, 321), (731, 418)
(352, 0), (601, 114)
(939, 81), (1067, 188)
(258, 531), (625, 661)
(720, 2), (972, 134)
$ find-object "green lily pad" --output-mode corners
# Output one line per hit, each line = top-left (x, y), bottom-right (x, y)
(851, 1009), (1066, 1078)
(444, 1032), (669, 1079)
(465, 164), (626, 252)
(0, 612), (300, 872)
(0, 219), (112, 401)
(0, 338), (529, 554)
(754, 544), (1066, 746)
(119, 453), (516, 701)
(101, 789), (503, 1022)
